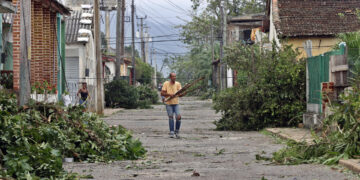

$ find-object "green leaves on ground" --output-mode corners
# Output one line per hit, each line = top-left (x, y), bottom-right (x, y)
(0, 91), (146, 179)
(271, 32), (360, 166)
(272, 83), (360, 165)
(213, 43), (306, 130)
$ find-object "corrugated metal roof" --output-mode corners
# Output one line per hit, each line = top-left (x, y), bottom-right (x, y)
(2, 13), (13, 24)
(65, 10), (93, 44)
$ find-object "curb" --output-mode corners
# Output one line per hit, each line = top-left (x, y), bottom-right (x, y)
(265, 128), (360, 175)
(339, 159), (360, 174)
(265, 128), (314, 145)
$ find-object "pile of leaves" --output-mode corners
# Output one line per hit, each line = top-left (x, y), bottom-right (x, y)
(105, 79), (159, 109)
(0, 91), (146, 179)
(213, 43), (306, 130)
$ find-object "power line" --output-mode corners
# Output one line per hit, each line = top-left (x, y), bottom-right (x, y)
(108, 38), (187, 44)
(105, 34), (180, 39)
(136, 7), (176, 36)
(164, 0), (189, 14)
(144, 0), (184, 15)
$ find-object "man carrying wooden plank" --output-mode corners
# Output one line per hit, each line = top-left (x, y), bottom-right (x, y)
(161, 73), (184, 138)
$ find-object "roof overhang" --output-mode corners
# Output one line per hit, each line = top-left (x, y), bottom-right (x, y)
(0, 0), (14, 13)
(102, 55), (132, 63)
(228, 13), (265, 24)
(34, 0), (71, 15)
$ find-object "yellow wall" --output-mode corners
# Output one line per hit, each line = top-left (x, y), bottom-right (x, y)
(120, 64), (127, 76)
(285, 37), (339, 58)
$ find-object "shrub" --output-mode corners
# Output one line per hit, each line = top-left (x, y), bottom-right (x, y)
(105, 79), (139, 109)
(0, 72), (13, 89)
(213, 43), (306, 131)
(105, 79), (159, 109)
(137, 85), (158, 109)
(0, 91), (146, 179)
(136, 58), (153, 85)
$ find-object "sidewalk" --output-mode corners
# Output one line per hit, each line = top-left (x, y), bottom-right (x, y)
(103, 108), (124, 117)
(265, 128), (360, 174)
(265, 128), (314, 145)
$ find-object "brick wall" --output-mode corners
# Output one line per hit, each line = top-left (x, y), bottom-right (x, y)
(12, 0), (20, 90)
(13, 0), (58, 90)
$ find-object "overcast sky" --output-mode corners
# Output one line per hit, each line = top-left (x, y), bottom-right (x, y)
(101, 0), (194, 75)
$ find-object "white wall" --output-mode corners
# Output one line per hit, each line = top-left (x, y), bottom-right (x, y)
(65, 39), (98, 112)
(269, 0), (281, 47)
(105, 61), (115, 82)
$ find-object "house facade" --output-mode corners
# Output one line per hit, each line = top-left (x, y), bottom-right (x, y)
(267, 0), (360, 57)
(11, 0), (69, 98)
(65, 6), (98, 111)
(265, 0), (360, 128)
(103, 54), (132, 83)
(225, 13), (268, 88)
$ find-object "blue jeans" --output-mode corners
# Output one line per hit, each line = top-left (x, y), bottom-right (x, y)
(166, 104), (181, 133)
(79, 99), (87, 107)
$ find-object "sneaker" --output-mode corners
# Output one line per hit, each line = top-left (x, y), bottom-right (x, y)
(175, 132), (180, 139)
(169, 132), (175, 138)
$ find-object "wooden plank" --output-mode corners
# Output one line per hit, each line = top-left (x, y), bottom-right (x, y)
(331, 65), (348, 72)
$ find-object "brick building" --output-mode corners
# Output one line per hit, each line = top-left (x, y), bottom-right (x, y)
(12, 0), (70, 90)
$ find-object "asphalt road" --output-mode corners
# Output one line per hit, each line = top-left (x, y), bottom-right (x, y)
(64, 97), (359, 180)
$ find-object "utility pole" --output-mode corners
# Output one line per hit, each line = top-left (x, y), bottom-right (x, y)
(95, 0), (104, 114)
(105, 9), (110, 51)
(153, 49), (157, 88)
(219, 0), (227, 90)
(131, 0), (136, 85)
(116, 0), (124, 77)
(120, 0), (125, 75)
(144, 27), (150, 64)
(210, 25), (217, 90)
(19, 0), (31, 106)
(137, 16), (147, 63)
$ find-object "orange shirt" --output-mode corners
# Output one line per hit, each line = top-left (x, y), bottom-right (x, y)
(162, 81), (182, 105)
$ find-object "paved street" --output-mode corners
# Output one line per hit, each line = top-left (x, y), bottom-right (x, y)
(64, 97), (358, 180)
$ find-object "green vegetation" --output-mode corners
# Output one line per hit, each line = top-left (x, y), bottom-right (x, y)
(271, 32), (360, 165)
(137, 85), (159, 109)
(105, 79), (159, 109)
(136, 58), (154, 85)
(166, 46), (214, 96)
(0, 72), (13, 89)
(272, 84), (360, 165)
(0, 91), (146, 179)
(213, 43), (306, 130)
(163, 0), (266, 98)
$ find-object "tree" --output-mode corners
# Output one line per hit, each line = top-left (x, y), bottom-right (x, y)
(135, 58), (153, 85)
(165, 0), (266, 95)
(101, 32), (108, 52)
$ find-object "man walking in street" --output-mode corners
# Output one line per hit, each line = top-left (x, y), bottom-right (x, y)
(161, 73), (183, 138)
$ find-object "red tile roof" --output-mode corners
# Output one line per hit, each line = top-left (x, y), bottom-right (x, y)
(271, 0), (360, 37)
